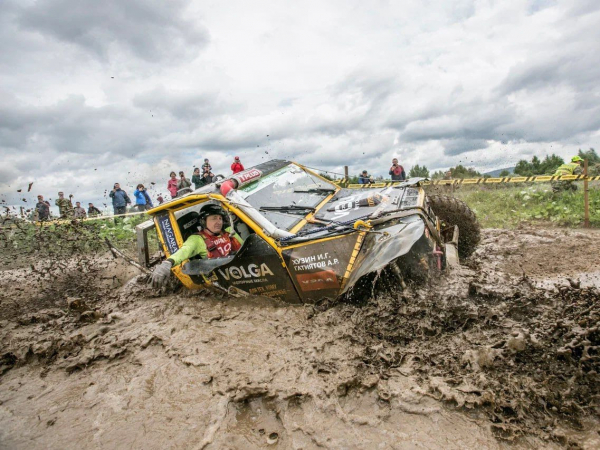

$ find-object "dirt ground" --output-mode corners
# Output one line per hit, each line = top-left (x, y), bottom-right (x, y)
(0, 227), (599, 449)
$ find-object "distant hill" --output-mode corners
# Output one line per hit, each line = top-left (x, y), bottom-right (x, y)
(484, 167), (515, 177)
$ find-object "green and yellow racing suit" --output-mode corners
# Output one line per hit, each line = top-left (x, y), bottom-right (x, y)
(168, 227), (244, 266)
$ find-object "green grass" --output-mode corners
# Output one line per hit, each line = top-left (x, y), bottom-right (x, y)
(449, 183), (600, 228)
(2, 214), (160, 268)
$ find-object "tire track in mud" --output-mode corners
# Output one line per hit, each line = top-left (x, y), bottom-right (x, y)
(0, 226), (599, 448)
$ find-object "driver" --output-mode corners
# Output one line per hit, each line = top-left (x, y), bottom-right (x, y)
(150, 204), (244, 287)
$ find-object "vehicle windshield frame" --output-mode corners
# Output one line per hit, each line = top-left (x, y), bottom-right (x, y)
(237, 163), (337, 231)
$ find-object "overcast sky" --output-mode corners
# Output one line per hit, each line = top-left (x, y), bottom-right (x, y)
(1, 0), (599, 211)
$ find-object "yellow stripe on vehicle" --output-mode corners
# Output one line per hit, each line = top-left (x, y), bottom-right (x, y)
(340, 231), (366, 289)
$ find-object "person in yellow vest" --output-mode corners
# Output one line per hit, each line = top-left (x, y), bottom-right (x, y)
(552, 156), (583, 192)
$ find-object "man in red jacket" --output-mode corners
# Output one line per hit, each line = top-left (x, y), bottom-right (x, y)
(231, 156), (244, 174)
(389, 158), (406, 181)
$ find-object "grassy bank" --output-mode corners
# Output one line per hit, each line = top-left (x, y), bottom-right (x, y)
(448, 183), (600, 228)
(1, 214), (158, 269)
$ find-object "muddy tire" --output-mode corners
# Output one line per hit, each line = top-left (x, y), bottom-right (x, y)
(427, 195), (480, 259)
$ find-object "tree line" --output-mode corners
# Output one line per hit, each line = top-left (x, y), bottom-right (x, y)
(319, 148), (599, 182)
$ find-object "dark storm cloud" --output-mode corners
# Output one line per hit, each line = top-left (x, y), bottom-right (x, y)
(396, 100), (516, 155)
(196, 132), (265, 151)
(441, 138), (489, 156)
(133, 86), (236, 120)
(331, 73), (400, 107)
(500, 2), (600, 95)
(0, 93), (162, 158)
(498, 53), (600, 95)
(16, 0), (209, 62)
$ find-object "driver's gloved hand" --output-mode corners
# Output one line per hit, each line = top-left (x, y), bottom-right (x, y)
(150, 260), (173, 288)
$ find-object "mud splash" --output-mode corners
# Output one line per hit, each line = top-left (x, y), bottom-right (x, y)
(1, 227), (599, 449)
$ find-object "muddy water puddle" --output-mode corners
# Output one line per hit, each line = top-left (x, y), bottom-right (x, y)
(1, 227), (600, 449)
(532, 271), (600, 289)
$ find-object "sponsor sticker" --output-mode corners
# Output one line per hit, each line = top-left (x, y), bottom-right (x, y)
(296, 270), (340, 292)
(157, 214), (179, 255)
(236, 168), (262, 184)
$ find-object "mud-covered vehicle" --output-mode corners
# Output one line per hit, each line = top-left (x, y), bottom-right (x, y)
(136, 160), (480, 302)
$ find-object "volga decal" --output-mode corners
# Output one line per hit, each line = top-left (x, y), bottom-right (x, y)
(218, 263), (274, 280)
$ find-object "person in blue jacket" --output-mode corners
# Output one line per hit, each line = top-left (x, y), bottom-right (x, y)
(358, 170), (374, 184)
(109, 182), (131, 223)
(133, 184), (153, 212)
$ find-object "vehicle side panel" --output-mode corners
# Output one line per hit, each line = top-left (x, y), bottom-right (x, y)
(281, 234), (358, 302)
(341, 216), (426, 294)
(208, 235), (301, 303)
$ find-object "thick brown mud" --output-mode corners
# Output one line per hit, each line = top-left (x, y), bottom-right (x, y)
(1, 227), (599, 449)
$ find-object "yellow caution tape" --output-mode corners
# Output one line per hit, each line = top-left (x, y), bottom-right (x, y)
(33, 210), (148, 225)
(336, 174), (599, 188)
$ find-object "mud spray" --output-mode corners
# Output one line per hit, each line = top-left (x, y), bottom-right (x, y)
(0, 221), (599, 449)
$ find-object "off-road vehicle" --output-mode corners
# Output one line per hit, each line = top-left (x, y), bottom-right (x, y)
(136, 160), (480, 302)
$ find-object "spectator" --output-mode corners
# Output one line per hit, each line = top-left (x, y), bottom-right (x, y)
(109, 182), (131, 223)
(231, 156), (244, 174)
(192, 167), (203, 189)
(202, 158), (212, 173)
(73, 202), (87, 219)
(55, 191), (74, 218)
(88, 203), (102, 217)
(133, 184), (150, 212)
(157, 196), (164, 205)
(142, 188), (154, 209)
(389, 158), (406, 181)
(35, 195), (50, 221)
(167, 171), (178, 198)
(358, 170), (374, 184)
(177, 171), (192, 196)
(202, 166), (215, 185)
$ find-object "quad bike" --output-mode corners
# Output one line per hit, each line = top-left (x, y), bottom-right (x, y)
(136, 160), (480, 302)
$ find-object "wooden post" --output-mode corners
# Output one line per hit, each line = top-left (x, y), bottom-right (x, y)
(344, 165), (349, 184)
(584, 159), (590, 228)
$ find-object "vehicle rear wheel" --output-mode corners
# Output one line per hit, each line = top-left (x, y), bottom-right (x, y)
(427, 195), (480, 259)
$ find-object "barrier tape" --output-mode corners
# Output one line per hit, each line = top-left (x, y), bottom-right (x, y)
(334, 174), (600, 188)
(31, 210), (149, 225)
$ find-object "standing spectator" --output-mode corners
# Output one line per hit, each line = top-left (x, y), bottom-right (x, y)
(109, 182), (131, 223)
(192, 167), (203, 189)
(133, 184), (150, 212)
(358, 170), (374, 184)
(73, 202), (87, 219)
(142, 188), (154, 209)
(167, 172), (178, 198)
(178, 171), (192, 196)
(88, 203), (102, 217)
(35, 195), (50, 221)
(55, 191), (74, 218)
(202, 158), (212, 173)
(389, 158), (406, 181)
(231, 156), (244, 174)
(202, 166), (215, 185)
